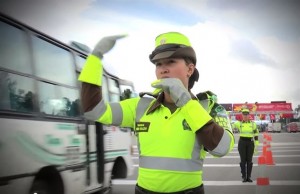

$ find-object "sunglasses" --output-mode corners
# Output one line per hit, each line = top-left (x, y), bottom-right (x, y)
(242, 113), (249, 115)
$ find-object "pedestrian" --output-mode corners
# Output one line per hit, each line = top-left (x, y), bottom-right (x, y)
(234, 107), (259, 182)
(78, 31), (235, 193)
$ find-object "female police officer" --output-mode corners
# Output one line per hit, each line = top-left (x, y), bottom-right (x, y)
(234, 107), (259, 182)
(78, 32), (234, 194)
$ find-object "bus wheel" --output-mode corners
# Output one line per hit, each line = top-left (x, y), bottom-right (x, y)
(29, 180), (51, 194)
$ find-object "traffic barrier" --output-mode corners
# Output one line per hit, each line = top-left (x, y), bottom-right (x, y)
(256, 155), (270, 194)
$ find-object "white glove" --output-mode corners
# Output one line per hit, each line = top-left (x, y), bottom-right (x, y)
(151, 78), (191, 107)
(92, 35), (127, 58)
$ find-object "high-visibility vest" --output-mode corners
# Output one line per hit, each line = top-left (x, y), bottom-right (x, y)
(84, 95), (233, 192)
(235, 121), (258, 138)
(133, 96), (233, 192)
(134, 97), (206, 192)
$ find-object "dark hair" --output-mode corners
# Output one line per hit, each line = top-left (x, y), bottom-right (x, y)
(184, 57), (199, 90)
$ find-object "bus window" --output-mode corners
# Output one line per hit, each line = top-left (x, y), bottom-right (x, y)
(38, 82), (80, 117)
(0, 71), (35, 112)
(102, 76), (110, 103)
(108, 78), (120, 102)
(0, 21), (32, 74)
(120, 85), (136, 100)
(32, 36), (76, 87)
(75, 54), (86, 71)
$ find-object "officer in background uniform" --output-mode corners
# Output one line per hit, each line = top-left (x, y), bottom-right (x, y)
(78, 32), (235, 194)
(234, 108), (259, 182)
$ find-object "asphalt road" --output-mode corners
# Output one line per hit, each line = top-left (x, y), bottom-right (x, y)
(112, 132), (300, 194)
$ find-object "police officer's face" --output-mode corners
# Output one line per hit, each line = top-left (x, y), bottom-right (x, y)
(242, 113), (250, 120)
(155, 58), (194, 88)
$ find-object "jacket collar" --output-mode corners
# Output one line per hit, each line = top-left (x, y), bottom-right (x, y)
(242, 120), (251, 123)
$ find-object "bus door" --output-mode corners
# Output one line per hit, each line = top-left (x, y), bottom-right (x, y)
(84, 121), (105, 193)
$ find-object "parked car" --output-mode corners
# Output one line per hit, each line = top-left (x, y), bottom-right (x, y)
(286, 122), (299, 133)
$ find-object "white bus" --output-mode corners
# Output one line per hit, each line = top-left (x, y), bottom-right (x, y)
(0, 13), (134, 194)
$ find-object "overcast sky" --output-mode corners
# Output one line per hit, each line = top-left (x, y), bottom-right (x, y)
(1, 0), (299, 109)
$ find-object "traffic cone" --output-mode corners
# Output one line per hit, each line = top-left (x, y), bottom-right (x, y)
(256, 155), (270, 194)
(262, 137), (270, 156)
(264, 134), (275, 165)
(266, 134), (272, 141)
(263, 132), (268, 139)
(265, 147), (275, 165)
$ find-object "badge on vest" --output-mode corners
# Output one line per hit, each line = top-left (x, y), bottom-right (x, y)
(135, 122), (150, 132)
(182, 119), (191, 131)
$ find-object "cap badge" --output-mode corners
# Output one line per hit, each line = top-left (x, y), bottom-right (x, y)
(160, 38), (167, 45)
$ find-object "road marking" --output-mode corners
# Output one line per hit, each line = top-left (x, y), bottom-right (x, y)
(221, 150), (300, 154)
(112, 180), (300, 186)
(270, 142), (300, 145)
(131, 154), (300, 160)
(131, 163), (300, 167)
(207, 154), (300, 158)
(131, 141), (300, 149)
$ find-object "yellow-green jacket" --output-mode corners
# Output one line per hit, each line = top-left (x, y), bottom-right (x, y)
(79, 55), (234, 192)
(234, 120), (259, 140)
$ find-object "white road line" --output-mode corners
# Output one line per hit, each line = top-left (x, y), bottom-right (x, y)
(131, 163), (300, 168)
(270, 146), (300, 149)
(112, 180), (300, 186)
(131, 142), (300, 149)
(131, 154), (300, 160)
(270, 142), (300, 145)
(216, 150), (300, 154)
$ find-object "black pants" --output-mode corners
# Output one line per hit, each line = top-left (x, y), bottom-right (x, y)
(135, 184), (204, 194)
(238, 137), (254, 164)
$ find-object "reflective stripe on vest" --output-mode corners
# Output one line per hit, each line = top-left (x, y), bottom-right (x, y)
(84, 99), (107, 122)
(139, 153), (203, 172)
(84, 100), (124, 125)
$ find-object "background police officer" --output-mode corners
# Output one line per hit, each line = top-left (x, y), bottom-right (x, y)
(234, 107), (259, 182)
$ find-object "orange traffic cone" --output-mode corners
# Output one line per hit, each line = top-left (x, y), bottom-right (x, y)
(262, 138), (270, 156)
(265, 148), (275, 165)
(264, 134), (275, 165)
(266, 134), (272, 141)
(263, 132), (268, 139)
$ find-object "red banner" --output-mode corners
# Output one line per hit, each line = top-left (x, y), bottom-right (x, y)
(232, 113), (294, 120)
(232, 103), (292, 112)
(220, 103), (233, 111)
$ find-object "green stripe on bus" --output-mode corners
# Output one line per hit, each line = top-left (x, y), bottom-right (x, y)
(105, 151), (128, 158)
(16, 131), (66, 164)
(56, 123), (77, 130)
